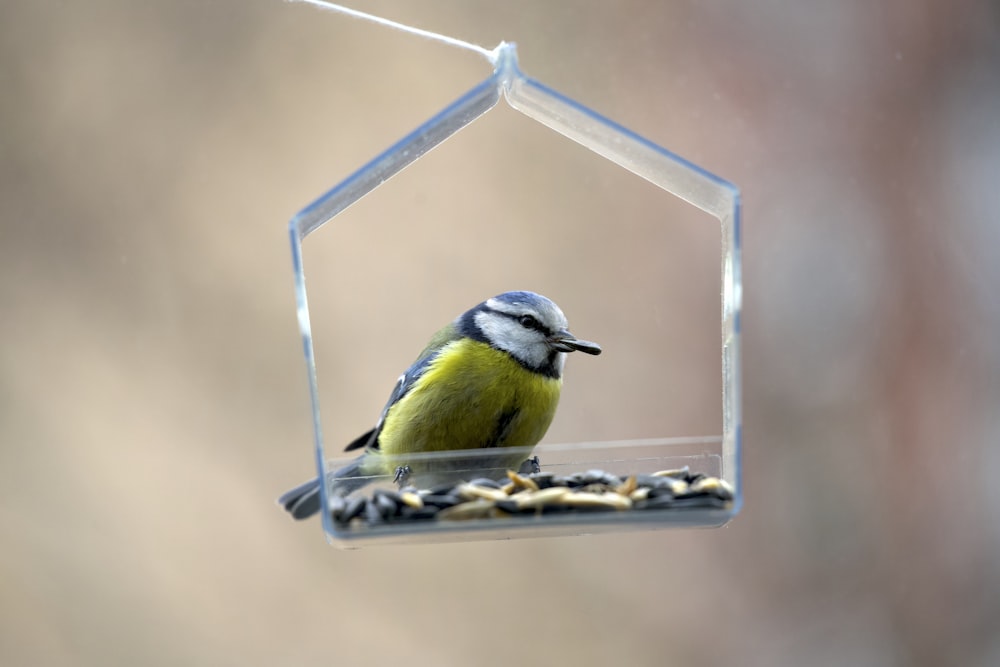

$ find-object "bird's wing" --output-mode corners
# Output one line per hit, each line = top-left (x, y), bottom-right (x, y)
(343, 322), (461, 452)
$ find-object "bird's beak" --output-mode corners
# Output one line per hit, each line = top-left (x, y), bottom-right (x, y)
(549, 329), (602, 355)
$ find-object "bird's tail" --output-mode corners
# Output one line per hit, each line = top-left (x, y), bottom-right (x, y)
(276, 457), (372, 520)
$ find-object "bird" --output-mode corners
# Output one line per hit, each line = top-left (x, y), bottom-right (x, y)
(277, 290), (602, 520)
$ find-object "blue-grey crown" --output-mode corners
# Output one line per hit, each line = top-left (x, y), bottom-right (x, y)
(489, 291), (553, 310)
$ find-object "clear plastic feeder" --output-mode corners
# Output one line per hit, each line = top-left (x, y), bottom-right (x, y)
(288, 43), (742, 546)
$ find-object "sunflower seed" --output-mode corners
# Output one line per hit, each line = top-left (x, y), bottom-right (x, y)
(616, 476), (638, 496)
(328, 494), (347, 518)
(363, 498), (383, 525)
(547, 475), (578, 488)
(373, 490), (399, 518)
(513, 486), (573, 510)
(421, 494), (461, 509)
(506, 470), (539, 492)
(581, 469), (620, 485)
(467, 477), (504, 489)
(456, 483), (509, 502)
(338, 495), (367, 523)
(437, 498), (495, 521)
(663, 479), (689, 496)
(561, 491), (632, 511)
(529, 472), (557, 489)
(493, 499), (520, 514)
(689, 477), (735, 501)
(399, 491), (424, 509)
(629, 487), (651, 502)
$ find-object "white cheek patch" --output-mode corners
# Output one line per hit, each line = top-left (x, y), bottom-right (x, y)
(475, 311), (550, 369)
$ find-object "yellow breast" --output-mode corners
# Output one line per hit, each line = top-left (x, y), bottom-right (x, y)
(375, 339), (562, 471)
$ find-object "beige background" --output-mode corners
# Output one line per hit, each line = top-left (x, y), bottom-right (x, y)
(3, 1), (999, 665)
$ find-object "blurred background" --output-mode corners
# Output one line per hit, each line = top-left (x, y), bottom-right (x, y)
(2, 1), (999, 665)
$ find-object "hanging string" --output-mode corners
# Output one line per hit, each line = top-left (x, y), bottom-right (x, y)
(288, 0), (499, 64)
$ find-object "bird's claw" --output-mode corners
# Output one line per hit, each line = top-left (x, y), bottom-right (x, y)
(518, 456), (541, 475)
(393, 465), (412, 487)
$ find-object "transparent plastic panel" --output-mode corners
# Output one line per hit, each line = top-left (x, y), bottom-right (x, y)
(286, 43), (742, 546)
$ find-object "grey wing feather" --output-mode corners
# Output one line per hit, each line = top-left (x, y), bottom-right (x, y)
(278, 324), (462, 520)
(359, 357), (435, 451)
(346, 323), (460, 452)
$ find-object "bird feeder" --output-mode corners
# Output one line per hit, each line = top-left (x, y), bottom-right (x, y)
(288, 31), (742, 546)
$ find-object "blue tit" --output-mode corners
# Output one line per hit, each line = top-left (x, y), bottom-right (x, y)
(278, 290), (602, 520)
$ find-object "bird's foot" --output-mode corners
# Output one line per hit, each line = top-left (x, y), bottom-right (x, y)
(518, 456), (541, 475)
(393, 465), (412, 487)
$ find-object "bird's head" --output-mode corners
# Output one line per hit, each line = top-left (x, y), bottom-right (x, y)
(462, 291), (602, 378)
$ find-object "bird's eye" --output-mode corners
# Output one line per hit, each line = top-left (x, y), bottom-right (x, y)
(518, 314), (541, 330)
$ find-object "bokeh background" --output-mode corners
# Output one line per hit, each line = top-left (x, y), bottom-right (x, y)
(3, 1), (999, 665)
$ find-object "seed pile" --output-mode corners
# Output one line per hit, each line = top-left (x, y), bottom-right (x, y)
(329, 467), (734, 527)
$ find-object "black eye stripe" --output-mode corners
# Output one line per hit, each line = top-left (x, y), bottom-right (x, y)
(479, 305), (553, 336)
(516, 313), (552, 335)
